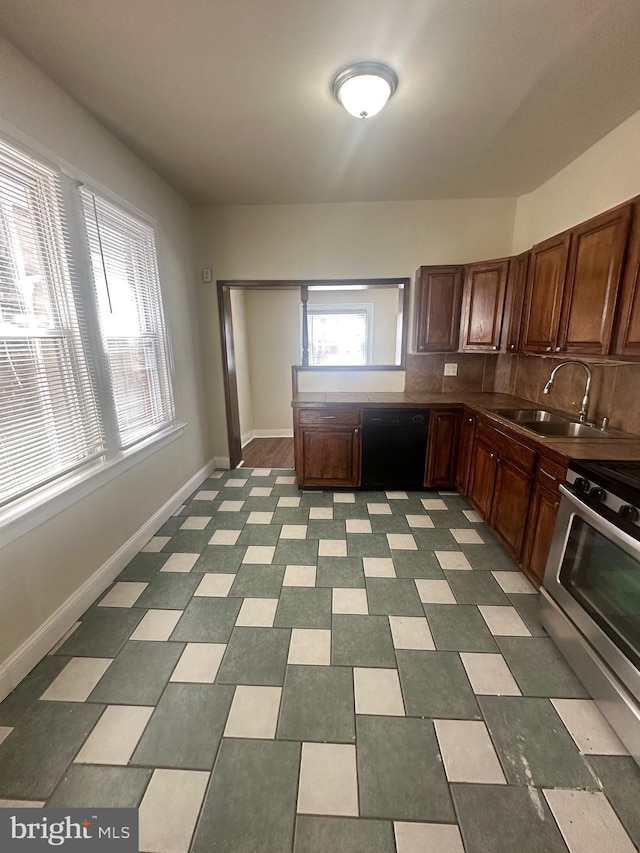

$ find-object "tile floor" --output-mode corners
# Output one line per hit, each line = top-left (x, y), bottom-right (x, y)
(1, 468), (639, 853)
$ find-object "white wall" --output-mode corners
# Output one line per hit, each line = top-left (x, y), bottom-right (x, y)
(194, 197), (517, 457)
(512, 109), (640, 252)
(0, 38), (211, 676)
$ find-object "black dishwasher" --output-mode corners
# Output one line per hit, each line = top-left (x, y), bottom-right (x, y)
(361, 409), (429, 490)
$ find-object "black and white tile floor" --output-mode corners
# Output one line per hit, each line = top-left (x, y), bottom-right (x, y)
(1, 468), (639, 852)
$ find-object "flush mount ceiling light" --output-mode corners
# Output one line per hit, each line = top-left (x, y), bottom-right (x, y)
(331, 62), (398, 119)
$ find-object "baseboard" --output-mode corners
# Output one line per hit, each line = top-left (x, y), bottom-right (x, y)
(252, 429), (294, 439)
(0, 457), (218, 704)
(213, 456), (230, 469)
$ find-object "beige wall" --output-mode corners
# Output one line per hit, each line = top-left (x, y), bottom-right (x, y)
(244, 289), (300, 433)
(194, 197), (517, 457)
(513, 109), (640, 252)
(0, 38), (211, 667)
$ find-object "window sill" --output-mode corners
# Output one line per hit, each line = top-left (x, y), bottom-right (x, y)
(0, 422), (186, 549)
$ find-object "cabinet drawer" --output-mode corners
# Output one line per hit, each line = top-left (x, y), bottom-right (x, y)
(536, 457), (567, 493)
(476, 420), (501, 450)
(297, 408), (361, 426)
(476, 420), (536, 474)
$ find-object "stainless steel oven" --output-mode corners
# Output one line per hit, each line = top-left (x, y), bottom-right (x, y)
(540, 460), (640, 764)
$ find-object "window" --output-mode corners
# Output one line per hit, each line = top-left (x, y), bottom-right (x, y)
(0, 135), (175, 510)
(307, 305), (372, 365)
(80, 190), (175, 448)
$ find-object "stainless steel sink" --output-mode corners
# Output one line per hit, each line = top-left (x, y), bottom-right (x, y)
(492, 408), (612, 438)
(493, 408), (569, 424)
(524, 421), (611, 438)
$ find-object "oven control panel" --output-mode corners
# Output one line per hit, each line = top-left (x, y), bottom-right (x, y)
(566, 467), (640, 529)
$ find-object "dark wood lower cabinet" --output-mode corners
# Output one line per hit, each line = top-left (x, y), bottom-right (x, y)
(521, 455), (567, 584)
(522, 483), (560, 585)
(294, 407), (361, 487)
(491, 459), (533, 559)
(467, 419), (535, 563)
(425, 408), (460, 487)
(468, 438), (498, 519)
(295, 426), (360, 487)
(455, 411), (476, 494)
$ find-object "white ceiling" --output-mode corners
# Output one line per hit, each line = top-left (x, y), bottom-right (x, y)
(0, 0), (639, 205)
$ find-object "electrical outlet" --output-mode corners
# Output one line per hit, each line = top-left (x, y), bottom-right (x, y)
(444, 363), (458, 376)
(201, 267), (212, 283)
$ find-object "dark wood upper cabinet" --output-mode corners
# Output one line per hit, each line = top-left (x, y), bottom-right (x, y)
(459, 258), (509, 351)
(414, 266), (463, 352)
(614, 200), (640, 358)
(521, 233), (570, 353)
(501, 251), (529, 353)
(558, 204), (632, 354)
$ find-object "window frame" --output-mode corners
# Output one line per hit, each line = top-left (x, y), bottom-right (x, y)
(0, 125), (182, 548)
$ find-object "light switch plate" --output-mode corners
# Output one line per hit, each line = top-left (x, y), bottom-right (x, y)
(444, 363), (458, 376)
(201, 267), (212, 283)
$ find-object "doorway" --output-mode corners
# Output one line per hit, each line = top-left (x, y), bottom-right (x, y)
(217, 279), (410, 469)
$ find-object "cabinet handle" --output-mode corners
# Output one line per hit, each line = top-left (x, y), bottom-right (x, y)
(555, 346), (561, 352)
(354, 429), (359, 434)
(509, 344), (516, 350)
(490, 452), (495, 458)
(493, 345), (499, 350)
(545, 346), (552, 352)
(539, 468), (557, 482)
(467, 417), (473, 423)
(321, 416), (336, 419)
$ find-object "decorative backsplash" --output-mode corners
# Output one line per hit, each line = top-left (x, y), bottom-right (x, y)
(405, 352), (640, 436)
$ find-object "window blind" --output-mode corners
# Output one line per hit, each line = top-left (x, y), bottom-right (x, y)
(0, 140), (105, 506)
(80, 189), (175, 448)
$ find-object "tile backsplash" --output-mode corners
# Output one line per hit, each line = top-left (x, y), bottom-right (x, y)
(405, 352), (640, 436)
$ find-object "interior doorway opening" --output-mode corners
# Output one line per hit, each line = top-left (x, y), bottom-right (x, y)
(217, 278), (410, 469)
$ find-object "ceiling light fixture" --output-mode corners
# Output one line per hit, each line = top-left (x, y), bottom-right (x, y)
(331, 61), (398, 119)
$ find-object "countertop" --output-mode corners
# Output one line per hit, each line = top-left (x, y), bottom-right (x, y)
(292, 391), (640, 462)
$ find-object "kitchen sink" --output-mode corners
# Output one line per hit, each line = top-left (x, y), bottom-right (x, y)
(492, 408), (612, 438)
(523, 420), (612, 438)
(492, 408), (568, 424)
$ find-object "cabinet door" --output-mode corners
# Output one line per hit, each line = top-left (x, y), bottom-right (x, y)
(501, 252), (529, 353)
(425, 409), (460, 488)
(467, 438), (498, 519)
(455, 411), (476, 494)
(521, 233), (570, 353)
(414, 266), (463, 352)
(297, 427), (361, 487)
(491, 459), (533, 560)
(614, 200), (640, 357)
(558, 204), (632, 354)
(459, 259), (509, 351)
(522, 483), (560, 585)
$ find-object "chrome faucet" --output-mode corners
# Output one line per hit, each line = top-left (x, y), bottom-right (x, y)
(543, 360), (593, 423)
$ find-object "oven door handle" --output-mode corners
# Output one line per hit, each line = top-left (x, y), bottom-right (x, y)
(559, 483), (640, 554)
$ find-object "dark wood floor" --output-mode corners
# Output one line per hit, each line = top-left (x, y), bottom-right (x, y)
(241, 437), (295, 469)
